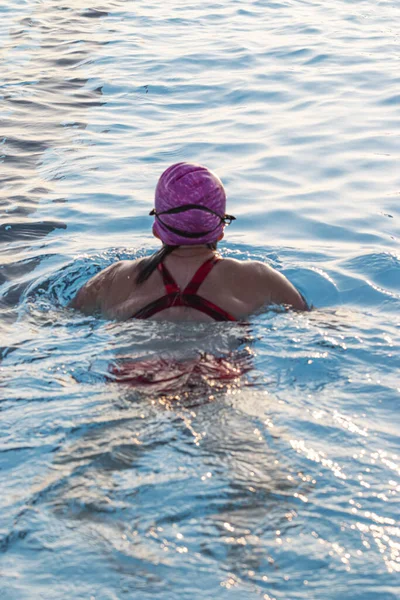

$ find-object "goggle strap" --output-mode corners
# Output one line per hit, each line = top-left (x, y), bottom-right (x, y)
(149, 205), (236, 226)
(154, 217), (222, 239)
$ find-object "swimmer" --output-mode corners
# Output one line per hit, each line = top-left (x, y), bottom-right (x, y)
(71, 162), (307, 320)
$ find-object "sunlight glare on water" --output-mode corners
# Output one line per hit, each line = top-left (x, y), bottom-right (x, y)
(0, 1), (399, 599)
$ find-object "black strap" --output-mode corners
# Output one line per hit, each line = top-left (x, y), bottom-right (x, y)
(149, 205), (236, 238)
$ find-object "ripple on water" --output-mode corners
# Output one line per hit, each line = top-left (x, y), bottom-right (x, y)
(1, 0), (400, 598)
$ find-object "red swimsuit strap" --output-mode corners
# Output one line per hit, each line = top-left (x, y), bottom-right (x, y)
(158, 255), (221, 295)
(131, 255), (236, 321)
(157, 260), (180, 295)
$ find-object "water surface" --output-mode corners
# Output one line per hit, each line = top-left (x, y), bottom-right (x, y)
(1, 1), (399, 598)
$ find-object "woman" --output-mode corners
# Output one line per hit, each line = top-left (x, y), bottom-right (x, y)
(71, 162), (307, 320)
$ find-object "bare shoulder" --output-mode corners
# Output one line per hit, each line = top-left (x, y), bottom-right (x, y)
(70, 259), (140, 314)
(221, 257), (308, 311)
(252, 260), (307, 310)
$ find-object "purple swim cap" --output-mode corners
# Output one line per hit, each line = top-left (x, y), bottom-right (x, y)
(152, 163), (231, 246)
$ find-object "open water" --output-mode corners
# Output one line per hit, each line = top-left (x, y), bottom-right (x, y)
(1, 1), (399, 598)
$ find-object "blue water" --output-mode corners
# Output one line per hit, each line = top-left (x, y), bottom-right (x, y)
(1, 1), (399, 598)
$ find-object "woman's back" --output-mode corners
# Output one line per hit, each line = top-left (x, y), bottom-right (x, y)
(71, 248), (307, 320)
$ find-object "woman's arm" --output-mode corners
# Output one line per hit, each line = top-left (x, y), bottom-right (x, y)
(256, 262), (308, 311)
(69, 262), (121, 315)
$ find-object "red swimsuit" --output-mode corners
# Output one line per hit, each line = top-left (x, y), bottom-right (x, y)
(131, 255), (237, 321)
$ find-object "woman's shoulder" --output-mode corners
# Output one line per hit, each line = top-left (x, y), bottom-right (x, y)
(220, 256), (270, 277)
(220, 257), (307, 311)
(70, 258), (143, 313)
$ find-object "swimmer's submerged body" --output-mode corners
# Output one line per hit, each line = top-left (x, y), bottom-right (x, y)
(108, 348), (254, 397)
(71, 163), (307, 320)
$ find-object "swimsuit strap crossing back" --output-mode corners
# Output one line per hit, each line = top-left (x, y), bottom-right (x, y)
(131, 255), (236, 321)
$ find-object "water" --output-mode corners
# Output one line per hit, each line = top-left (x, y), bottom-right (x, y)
(1, 1), (399, 598)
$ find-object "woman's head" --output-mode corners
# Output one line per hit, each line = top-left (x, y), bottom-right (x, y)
(152, 163), (230, 246)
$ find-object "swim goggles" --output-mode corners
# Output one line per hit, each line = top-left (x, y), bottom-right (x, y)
(150, 204), (236, 239)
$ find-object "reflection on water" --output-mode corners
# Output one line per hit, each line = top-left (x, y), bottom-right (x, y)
(1, 0), (400, 598)
(1, 0), (106, 230)
(1, 276), (398, 597)
(1, 1), (111, 328)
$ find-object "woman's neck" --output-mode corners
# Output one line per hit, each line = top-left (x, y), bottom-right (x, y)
(168, 245), (217, 259)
